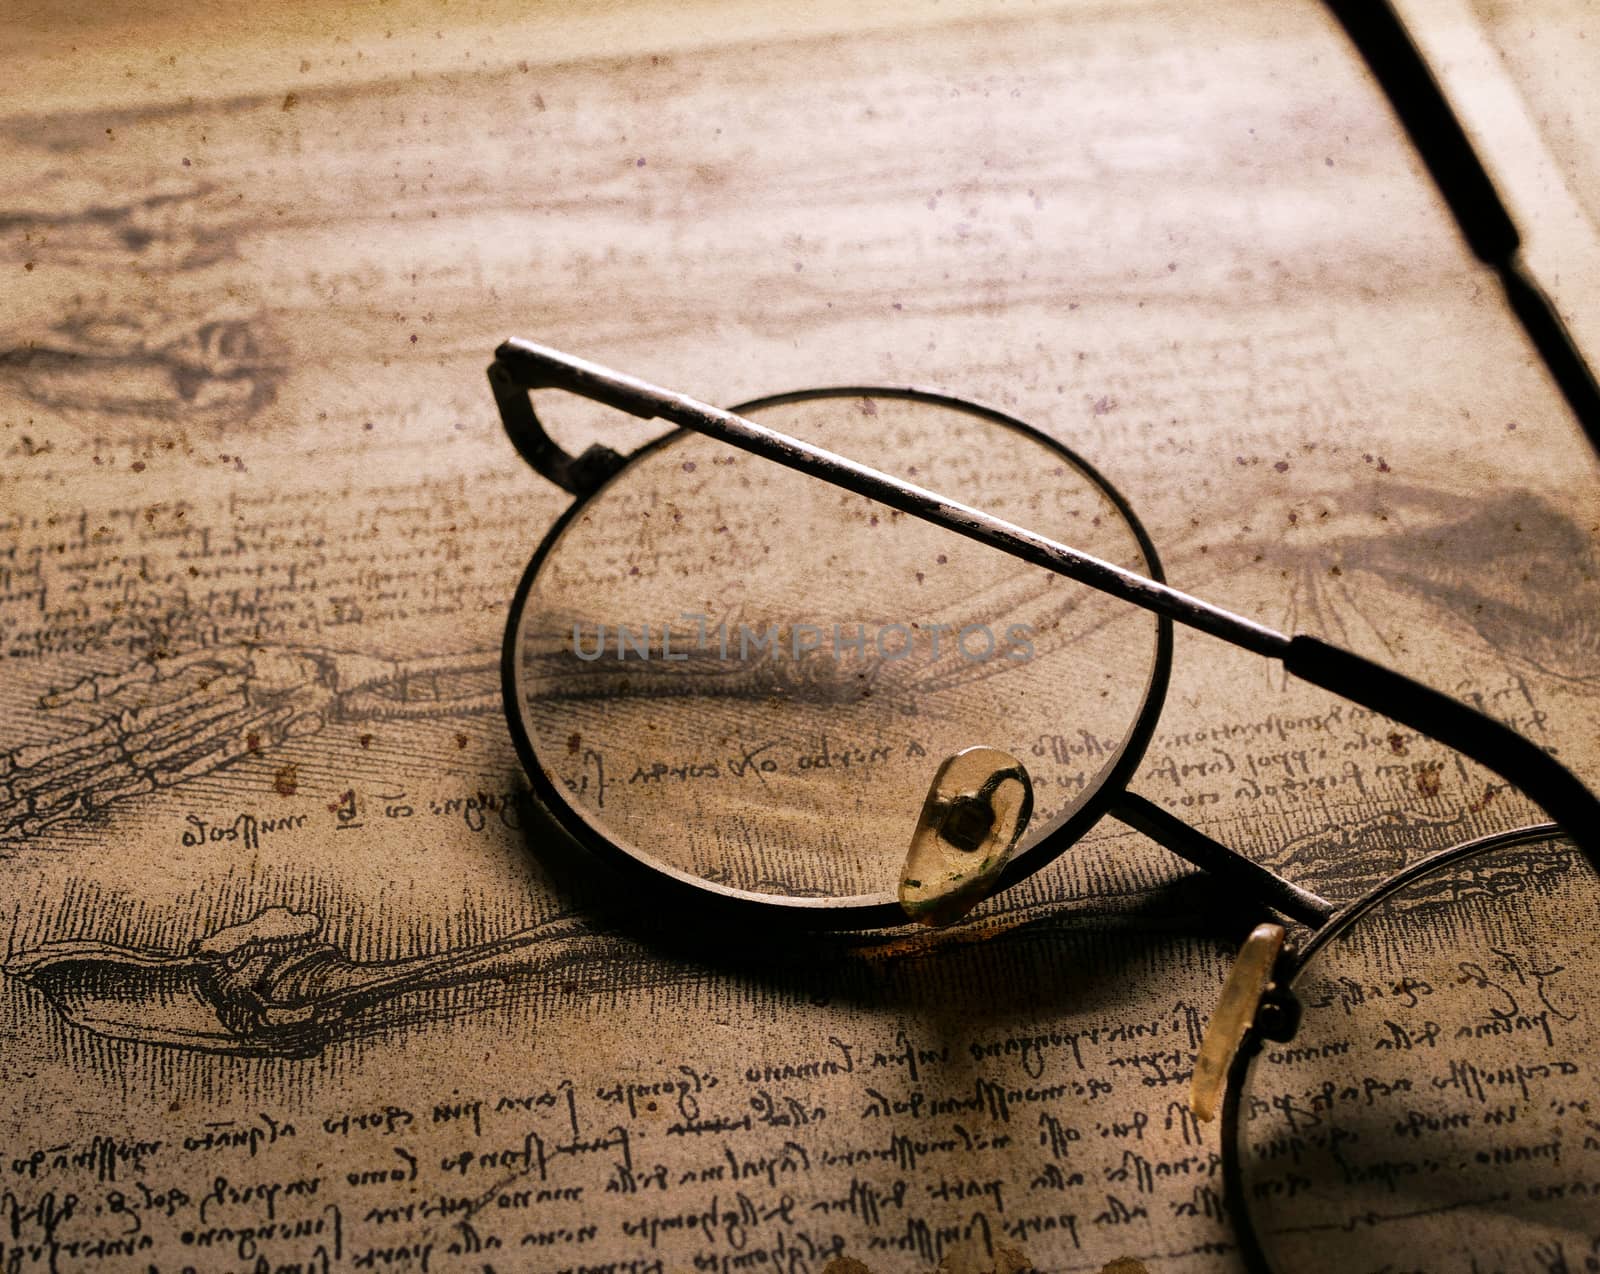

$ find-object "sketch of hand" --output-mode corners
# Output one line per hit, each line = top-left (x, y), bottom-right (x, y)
(0, 644), (499, 839)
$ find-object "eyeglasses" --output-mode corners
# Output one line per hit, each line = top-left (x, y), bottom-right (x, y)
(486, 4), (1600, 1268)
(488, 336), (1600, 1271)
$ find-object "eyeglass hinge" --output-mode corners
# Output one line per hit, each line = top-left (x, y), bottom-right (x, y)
(487, 356), (627, 497)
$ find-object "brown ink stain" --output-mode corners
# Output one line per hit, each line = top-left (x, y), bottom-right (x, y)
(1387, 731), (1407, 755)
(246, 732), (261, 754)
(1417, 768), (1441, 798)
(1467, 782), (1499, 813)
(273, 764), (298, 797)
(281, 92), (298, 111)
(359, 733), (373, 749)
(567, 732), (582, 754)
(992, 1243), (1036, 1273)
(454, 732), (469, 750)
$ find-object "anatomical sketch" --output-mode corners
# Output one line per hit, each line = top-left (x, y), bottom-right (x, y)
(3, 476), (1595, 1066)
(0, 643), (500, 842)
(5, 11), (1600, 1270)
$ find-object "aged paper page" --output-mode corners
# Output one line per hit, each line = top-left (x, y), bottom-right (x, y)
(3, 2), (1599, 1271)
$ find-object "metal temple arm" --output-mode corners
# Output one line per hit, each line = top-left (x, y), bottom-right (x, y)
(492, 338), (1290, 657)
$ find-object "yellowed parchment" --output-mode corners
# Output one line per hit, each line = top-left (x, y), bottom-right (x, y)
(3, 2), (1599, 1271)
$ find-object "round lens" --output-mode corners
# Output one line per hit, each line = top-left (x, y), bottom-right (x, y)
(507, 390), (1164, 914)
(1233, 828), (1600, 1272)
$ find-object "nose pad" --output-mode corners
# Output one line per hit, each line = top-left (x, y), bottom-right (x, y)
(898, 746), (1034, 927)
(1189, 922), (1291, 1123)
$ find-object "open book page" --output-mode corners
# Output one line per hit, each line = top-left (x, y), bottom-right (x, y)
(1466, 0), (1600, 238)
(2, 2), (1598, 1271)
